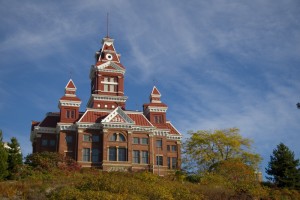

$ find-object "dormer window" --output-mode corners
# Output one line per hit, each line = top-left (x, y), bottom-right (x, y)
(102, 77), (117, 92)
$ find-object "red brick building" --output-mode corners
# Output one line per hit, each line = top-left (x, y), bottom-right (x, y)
(30, 36), (182, 175)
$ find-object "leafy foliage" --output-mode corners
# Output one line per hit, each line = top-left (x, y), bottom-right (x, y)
(0, 130), (8, 180)
(184, 128), (261, 172)
(0, 163), (299, 199)
(266, 143), (300, 189)
(24, 151), (81, 172)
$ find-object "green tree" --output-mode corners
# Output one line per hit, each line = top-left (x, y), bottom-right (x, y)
(7, 137), (23, 179)
(0, 130), (8, 180)
(266, 143), (300, 189)
(184, 128), (261, 173)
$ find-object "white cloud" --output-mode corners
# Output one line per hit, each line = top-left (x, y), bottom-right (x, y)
(0, 0), (300, 177)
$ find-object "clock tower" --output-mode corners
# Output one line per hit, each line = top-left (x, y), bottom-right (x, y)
(87, 37), (127, 110)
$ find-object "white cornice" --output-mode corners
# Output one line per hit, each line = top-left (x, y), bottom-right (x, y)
(92, 94), (128, 102)
(95, 61), (125, 74)
(34, 126), (56, 134)
(166, 135), (182, 140)
(143, 107), (168, 115)
(57, 123), (77, 131)
(76, 123), (102, 129)
(58, 100), (81, 109)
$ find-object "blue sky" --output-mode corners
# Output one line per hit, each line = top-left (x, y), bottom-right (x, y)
(1, 0), (300, 178)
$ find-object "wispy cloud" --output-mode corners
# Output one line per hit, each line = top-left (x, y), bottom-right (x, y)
(0, 0), (299, 176)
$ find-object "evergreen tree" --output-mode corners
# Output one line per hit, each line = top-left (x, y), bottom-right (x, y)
(266, 143), (300, 189)
(0, 130), (8, 180)
(7, 137), (23, 179)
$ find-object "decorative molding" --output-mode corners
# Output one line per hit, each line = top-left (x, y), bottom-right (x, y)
(57, 123), (77, 131)
(59, 100), (81, 108)
(34, 126), (56, 134)
(143, 107), (167, 115)
(167, 135), (182, 140)
(92, 94), (127, 102)
(153, 130), (169, 136)
(102, 107), (134, 124)
(132, 126), (154, 132)
(102, 123), (132, 129)
(77, 123), (102, 129)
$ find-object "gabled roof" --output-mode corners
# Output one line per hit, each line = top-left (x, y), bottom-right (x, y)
(78, 110), (109, 123)
(126, 112), (153, 127)
(39, 113), (60, 128)
(102, 107), (134, 124)
(95, 61), (125, 70)
(166, 121), (181, 135)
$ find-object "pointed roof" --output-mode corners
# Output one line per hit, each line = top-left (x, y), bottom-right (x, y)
(145, 86), (168, 107)
(65, 79), (76, 90)
(95, 37), (121, 64)
(59, 79), (81, 108)
(151, 86), (161, 96)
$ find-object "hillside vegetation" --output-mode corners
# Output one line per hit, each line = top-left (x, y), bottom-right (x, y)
(0, 166), (300, 200)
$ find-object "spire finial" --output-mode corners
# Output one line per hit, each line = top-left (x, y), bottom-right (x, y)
(69, 68), (73, 79)
(152, 78), (158, 86)
(106, 13), (109, 38)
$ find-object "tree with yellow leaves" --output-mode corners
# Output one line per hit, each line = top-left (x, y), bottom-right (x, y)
(183, 128), (261, 173)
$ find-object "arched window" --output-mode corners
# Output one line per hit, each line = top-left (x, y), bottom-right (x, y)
(119, 134), (125, 142)
(109, 133), (126, 142)
(109, 133), (117, 141)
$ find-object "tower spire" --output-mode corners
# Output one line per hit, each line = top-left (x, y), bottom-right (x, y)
(106, 13), (109, 38)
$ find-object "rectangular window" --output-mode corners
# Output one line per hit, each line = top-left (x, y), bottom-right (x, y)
(104, 84), (108, 92)
(172, 157), (177, 169)
(92, 135), (99, 142)
(82, 148), (90, 162)
(156, 155), (163, 166)
(133, 137), (139, 144)
(42, 139), (48, 146)
(71, 110), (75, 118)
(167, 145), (170, 151)
(142, 151), (149, 164)
(49, 140), (56, 146)
(109, 147), (117, 161)
(172, 145), (177, 152)
(109, 84), (115, 92)
(66, 110), (75, 119)
(66, 136), (73, 143)
(156, 139), (162, 150)
(83, 134), (91, 142)
(133, 150), (140, 163)
(92, 148), (99, 162)
(103, 77), (117, 92)
(141, 138), (148, 144)
(154, 115), (163, 124)
(118, 148), (126, 161)
(168, 157), (171, 169)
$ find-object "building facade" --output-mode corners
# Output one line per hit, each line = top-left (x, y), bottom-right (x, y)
(30, 36), (182, 175)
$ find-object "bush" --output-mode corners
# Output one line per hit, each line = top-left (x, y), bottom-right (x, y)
(24, 152), (80, 172)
